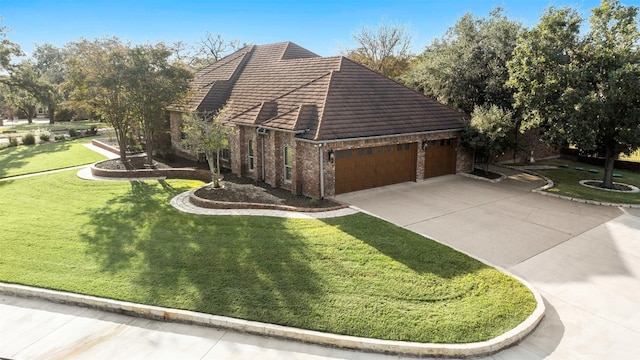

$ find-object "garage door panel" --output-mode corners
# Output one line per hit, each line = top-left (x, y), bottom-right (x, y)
(335, 143), (416, 194)
(424, 138), (457, 179)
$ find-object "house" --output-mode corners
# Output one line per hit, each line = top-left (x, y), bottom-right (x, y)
(168, 42), (470, 198)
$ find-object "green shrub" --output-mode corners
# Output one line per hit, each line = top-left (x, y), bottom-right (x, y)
(8, 137), (19, 147)
(22, 133), (36, 145)
(39, 133), (51, 142)
(84, 126), (98, 136)
(54, 135), (66, 141)
(69, 128), (80, 138)
(54, 108), (76, 122)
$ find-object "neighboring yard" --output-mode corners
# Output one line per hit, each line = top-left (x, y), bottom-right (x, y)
(0, 139), (106, 178)
(532, 159), (640, 205)
(0, 143), (537, 343)
(0, 119), (106, 134)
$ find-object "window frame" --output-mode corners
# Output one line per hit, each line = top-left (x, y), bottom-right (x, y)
(247, 139), (255, 171)
(284, 146), (293, 183)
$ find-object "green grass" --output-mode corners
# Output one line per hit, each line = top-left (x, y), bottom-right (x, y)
(0, 119), (106, 134)
(0, 170), (536, 343)
(534, 159), (640, 204)
(0, 139), (106, 179)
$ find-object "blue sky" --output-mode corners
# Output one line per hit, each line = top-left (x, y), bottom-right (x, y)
(0, 0), (626, 57)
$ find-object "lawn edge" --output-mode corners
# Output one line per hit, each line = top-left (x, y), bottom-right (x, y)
(501, 165), (640, 209)
(0, 279), (544, 358)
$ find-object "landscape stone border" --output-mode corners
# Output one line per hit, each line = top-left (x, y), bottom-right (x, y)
(501, 165), (640, 209)
(0, 280), (544, 358)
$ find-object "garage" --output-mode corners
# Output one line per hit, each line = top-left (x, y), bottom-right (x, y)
(424, 138), (457, 178)
(334, 143), (417, 194)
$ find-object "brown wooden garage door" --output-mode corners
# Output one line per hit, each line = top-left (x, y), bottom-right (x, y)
(424, 138), (457, 179)
(335, 143), (417, 194)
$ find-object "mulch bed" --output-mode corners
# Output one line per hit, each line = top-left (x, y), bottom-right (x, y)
(582, 180), (636, 192)
(95, 157), (340, 209)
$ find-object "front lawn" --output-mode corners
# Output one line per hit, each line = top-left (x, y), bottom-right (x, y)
(0, 139), (106, 179)
(533, 159), (640, 205)
(0, 170), (536, 344)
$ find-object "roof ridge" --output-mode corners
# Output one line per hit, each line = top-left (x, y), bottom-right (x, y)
(194, 46), (254, 90)
(314, 70), (336, 140)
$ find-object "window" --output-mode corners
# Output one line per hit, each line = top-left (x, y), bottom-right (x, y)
(220, 148), (230, 160)
(248, 140), (254, 171)
(284, 146), (293, 182)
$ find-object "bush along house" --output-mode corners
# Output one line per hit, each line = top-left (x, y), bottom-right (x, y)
(168, 42), (471, 198)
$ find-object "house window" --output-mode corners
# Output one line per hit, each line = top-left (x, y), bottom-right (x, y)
(220, 148), (230, 160)
(284, 146), (293, 182)
(248, 140), (254, 171)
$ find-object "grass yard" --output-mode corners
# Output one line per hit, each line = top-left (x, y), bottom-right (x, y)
(0, 119), (106, 134)
(0, 170), (536, 344)
(0, 139), (106, 179)
(534, 159), (640, 204)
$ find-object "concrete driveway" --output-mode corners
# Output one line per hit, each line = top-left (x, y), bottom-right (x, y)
(337, 168), (640, 359)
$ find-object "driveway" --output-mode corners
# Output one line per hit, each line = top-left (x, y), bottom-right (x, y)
(337, 168), (640, 359)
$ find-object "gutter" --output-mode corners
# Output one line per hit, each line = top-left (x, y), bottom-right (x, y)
(256, 125), (309, 135)
(296, 128), (463, 145)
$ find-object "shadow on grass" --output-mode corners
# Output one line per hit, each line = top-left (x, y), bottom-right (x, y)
(0, 141), (72, 179)
(322, 213), (485, 278)
(80, 179), (324, 322)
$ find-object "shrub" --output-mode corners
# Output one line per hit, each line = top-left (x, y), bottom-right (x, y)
(54, 108), (76, 122)
(54, 135), (66, 141)
(69, 128), (80, 138)
(84, 126), (98, 136)
(22, 133), (36, 145)
(8, 136), (19, 147)
(39, 133), (50, 142)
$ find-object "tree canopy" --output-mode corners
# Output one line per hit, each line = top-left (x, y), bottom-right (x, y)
(507, 0), (640, 188)
(344, 21), (413, 79)
(402, 8), (522, 114)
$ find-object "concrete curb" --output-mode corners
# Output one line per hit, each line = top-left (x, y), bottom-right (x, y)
(0, 281), (544, 358)
(502, 165), (640, 209)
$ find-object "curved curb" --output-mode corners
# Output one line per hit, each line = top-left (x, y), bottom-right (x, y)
(171, 191), (358, 219)
(0, 281), (544, 358)
(503, 165), (640, 209)
(459, 170), (507, 183)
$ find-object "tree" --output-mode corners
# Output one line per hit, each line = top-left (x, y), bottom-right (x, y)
(507, 0), (640, 189)
(0, 25), (22, 75)
(66, 37), (134, 161)
(125, 43), (192, 166)
(31, 43), (68, 124)
(181, 104), (232, 188)
(462, 105), (515, 172)
(344, 21), (413, 78)
(171, 33), (242, 69)
(402, 8), (522, 114)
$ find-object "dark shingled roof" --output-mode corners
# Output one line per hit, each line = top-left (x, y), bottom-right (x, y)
(182, 42), (465, 141)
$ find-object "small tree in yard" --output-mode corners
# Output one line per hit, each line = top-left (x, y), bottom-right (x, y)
(462, 104), (515, 173)
(181, 105), (232, 188)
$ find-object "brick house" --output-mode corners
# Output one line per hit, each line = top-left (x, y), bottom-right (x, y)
(168, 42), (470, 198)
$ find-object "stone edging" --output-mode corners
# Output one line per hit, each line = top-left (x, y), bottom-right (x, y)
(90, 162), (212, 182)
(0, 281), (544, 358)
(501, 165), (640, 209)
(188, 188), (348, 213)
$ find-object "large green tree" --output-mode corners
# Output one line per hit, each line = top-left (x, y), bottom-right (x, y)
(66, 38), (134, 161)
(126, 43), (192, 165)
(507, 0), (640, 189)
(402, 8), (522, 114)
(31, 43), (69, 124)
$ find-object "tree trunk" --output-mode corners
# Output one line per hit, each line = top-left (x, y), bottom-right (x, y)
(602, 145), (616, 189)
(48, 104), (55, 124)
(206, 151), (219, 188)
(115, 128), (127, 162)
(145, 127), (154, 166)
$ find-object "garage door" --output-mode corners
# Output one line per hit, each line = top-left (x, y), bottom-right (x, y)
(335, 143), (417, 194)
(424, 138), (457, 179)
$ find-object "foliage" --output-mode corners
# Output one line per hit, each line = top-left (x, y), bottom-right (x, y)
(507, 0), (640, 189)
(0, 25), (23, 75)
(0, 170), (536, 343)
(54, 134), (65, 141)
(125, 43), (192, 166)
(344, 21), (413, 79)
(38, 133), (50, 142)
(462, 105), (515, 168)
(66, 37), (134, 162)
(8, 136), (18, 147)
(54, 107), (76, 122)
(68, 128), (80, 137)
(402, 8), (521, 114)
(181, 105), (232, 188)
(21, 132), (35, 145)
